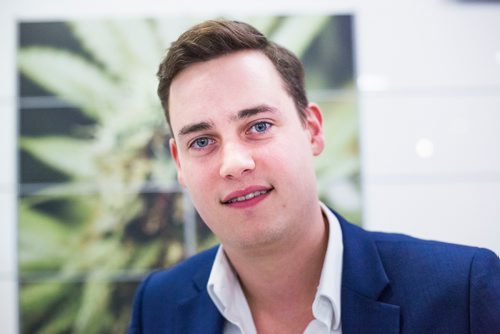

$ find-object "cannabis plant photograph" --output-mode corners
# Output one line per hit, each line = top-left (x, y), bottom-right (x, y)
(17, 15), (357, 333)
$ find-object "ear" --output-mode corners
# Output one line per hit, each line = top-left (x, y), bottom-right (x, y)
(304, 103), (325, 156)
(169, 137), (185, 186)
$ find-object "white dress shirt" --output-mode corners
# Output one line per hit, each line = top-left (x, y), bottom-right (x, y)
(207, 202), (344, 334)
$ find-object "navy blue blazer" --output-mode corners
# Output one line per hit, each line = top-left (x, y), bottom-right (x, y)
(128, 211), (500, 333)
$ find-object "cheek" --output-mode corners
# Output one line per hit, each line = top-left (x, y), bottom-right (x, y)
(270, 136), (317, 185)
(183, 164), (213, 189)
(269, 132), (313, 165)
(180, 160), (220, 203)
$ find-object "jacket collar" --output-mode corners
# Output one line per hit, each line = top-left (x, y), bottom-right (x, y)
(337, 213), (401, 333)
(174, 247), (224, 334)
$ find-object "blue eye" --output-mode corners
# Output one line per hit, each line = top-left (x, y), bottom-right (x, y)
(191, 137), (213, 149)
(250, 121), (271, 133)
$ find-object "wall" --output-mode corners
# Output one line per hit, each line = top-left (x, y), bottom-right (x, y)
(1, 0), (499, 333)
(357, 1), (500, 252)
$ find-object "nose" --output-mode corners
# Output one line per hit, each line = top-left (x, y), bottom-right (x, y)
(219, 141), (255, 179)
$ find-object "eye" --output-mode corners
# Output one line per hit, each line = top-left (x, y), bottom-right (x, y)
(249, 121), (272, 134)
(190, 137), (214, 150)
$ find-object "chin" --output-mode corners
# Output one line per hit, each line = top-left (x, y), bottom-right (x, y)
(230, 225), (288, 250)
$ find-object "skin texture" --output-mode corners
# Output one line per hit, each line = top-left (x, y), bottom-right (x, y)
(168, 50), (328, 332)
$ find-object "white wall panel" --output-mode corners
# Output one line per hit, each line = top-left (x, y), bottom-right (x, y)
(361, 94), (500, 176)
(0, 193), (17, 277)
(357, 0), (500, 255)
(0, 10), (19, 334)
(0, 280), (18, 334)
(357, 2), (500, 90)
(364, 181), (500, 255)
(0, 101), (17, 188)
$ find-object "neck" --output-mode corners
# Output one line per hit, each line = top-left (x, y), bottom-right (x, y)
(223, 204), (328, 318)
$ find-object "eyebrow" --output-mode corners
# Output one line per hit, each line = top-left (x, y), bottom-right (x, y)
(177, 104), (279, 138)
(178, 121), (214, 138)
(233, 104), (280, 121)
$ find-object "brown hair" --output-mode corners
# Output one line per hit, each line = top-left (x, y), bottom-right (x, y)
(157, 19), (308, 131)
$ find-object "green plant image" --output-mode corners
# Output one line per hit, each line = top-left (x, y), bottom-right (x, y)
(18, 16), (358, 333)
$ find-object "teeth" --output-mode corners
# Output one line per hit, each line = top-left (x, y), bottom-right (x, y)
(228, 190), (268, 204)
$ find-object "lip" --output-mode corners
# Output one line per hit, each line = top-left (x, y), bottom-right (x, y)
(221, 185), (273, 208)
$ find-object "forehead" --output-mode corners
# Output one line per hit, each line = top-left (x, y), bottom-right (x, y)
(168, 50), (291, 132)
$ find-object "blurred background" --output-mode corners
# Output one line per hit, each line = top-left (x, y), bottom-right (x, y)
(1, 0), (499, 333)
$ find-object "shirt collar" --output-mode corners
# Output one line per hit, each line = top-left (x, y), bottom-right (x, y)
(207, 246), (235, 314)
(315, 202), (343, 330)
(207, 202), (343, 332)
(207, 246), (257, 333)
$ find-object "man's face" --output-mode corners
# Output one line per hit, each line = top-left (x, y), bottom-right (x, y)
(169, 50), (324, 251)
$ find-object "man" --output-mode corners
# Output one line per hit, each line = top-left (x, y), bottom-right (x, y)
(129, 19), (499, 333)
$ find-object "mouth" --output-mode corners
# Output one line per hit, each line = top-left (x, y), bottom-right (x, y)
(222, 187), (273, 205)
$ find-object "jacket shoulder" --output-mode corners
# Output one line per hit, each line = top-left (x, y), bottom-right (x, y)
(368, 227), (497, 266)
(337, 213), (499, 332)
(372, 229), (500, 332)
(128, 246), (219, 333)
(344, 219), (498, 279)
(337, 213), (496, 265)
(144, 245), (218, 299)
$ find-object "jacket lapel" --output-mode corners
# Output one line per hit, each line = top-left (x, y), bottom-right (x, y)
(174, 248), (224, 334)
(341, 287), (400, 334)
(175, 289), (224, 334)
(337, 214), (401, 333)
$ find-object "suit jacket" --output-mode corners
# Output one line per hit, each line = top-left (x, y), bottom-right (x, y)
(128, 211), (500, 333)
